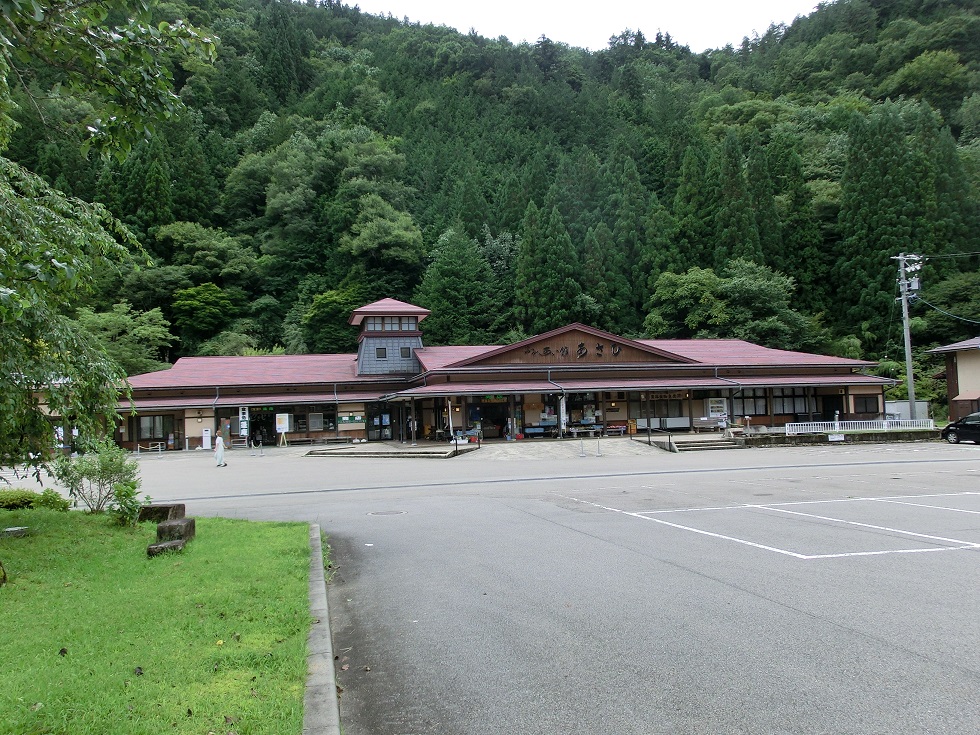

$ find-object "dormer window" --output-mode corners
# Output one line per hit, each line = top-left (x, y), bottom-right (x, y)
(364, 316), (417, 332)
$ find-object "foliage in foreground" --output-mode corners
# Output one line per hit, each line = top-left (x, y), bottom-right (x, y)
(53, 439), (144, 516)
(0, 511), (311, 735)
(0, 0), (215, 476)
(0, 488), (70, 511)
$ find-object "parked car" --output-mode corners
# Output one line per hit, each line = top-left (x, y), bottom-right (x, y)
(941, 412), (980, 444)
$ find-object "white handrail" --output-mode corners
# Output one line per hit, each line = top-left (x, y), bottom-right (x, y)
(785, 419), (935, 435)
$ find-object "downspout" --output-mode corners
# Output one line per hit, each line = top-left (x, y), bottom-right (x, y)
(547, 370), (567, 437)
(714, 367), (742, 429)
(334, 383), (340, 438)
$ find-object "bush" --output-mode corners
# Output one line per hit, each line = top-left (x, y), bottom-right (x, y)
(0, 489), (37, 510)
(53, 440), (140, 513)
(0, 488), (71, 511)
(35, 489), (71, 512)
(109, 480), (151, 527)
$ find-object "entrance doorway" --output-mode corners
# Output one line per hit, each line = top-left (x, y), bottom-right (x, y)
(365, 402), (392, 441)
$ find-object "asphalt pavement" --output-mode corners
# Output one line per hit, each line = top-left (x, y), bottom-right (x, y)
(38, 437), (980, 734)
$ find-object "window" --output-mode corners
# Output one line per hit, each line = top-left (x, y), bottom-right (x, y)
(376, 347), (387, 359)
(733, 389), (767, 416)
(138, 415), (173, 439)
(365, 317), (382, 331)
(772, 388), (809, 414)
(400, 346), (411, 358)
(401, 316), (417, 330)
(854, 395), (879, 414)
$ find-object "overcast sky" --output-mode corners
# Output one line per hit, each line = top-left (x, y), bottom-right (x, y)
(350, 0), (822, 53)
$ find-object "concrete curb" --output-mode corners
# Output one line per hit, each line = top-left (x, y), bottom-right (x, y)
(304, 524), (341, 735)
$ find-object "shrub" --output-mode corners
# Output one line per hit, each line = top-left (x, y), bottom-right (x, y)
(53, 440), (140, 513)
(0, 489), (37, 510)
(109, 480), (151, 527)
(35, 489), (71, 512)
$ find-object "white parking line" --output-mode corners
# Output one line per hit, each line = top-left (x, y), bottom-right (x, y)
(556, 492), (980, 560)
(557, 494), (810, 558)
(871, 497), (980, 515)
(753, 505), (980, 548)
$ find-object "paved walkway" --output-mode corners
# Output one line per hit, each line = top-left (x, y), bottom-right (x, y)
(305, 434), (688, 460)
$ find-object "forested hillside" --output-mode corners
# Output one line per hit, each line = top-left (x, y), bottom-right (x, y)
(7, 0), (979, 399)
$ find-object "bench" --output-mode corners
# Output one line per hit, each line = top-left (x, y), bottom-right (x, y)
(692, 417), (726, 432)
(284, 436), (317, 445)
(605, 426), (628, 437)
(568, 427), (599, 438)
(321, 437), (353, 444)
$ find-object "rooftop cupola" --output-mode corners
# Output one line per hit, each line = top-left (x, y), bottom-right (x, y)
(349, 298), (431, 376)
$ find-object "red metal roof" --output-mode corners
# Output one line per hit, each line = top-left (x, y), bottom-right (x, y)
(127, 354), (363, 390)
(348, 298), (431, 325)
(126, 333), (879, 397)
(416, 346), (495, 371)
(928, 337), (980, 354)
(637, 339), (872, 367)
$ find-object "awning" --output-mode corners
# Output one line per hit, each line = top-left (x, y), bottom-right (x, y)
(120, 391), (385, 413)
(382, 374), (894, 400)
(952, 390), (980, 401)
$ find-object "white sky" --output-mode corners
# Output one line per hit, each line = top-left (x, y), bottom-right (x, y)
(350, 0), (821, 53)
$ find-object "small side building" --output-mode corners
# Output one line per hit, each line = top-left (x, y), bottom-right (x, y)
(928, 336), (980, 420)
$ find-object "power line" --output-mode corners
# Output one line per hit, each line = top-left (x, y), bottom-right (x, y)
(916, 250), (980, 259)
(913, 297), (980, 325)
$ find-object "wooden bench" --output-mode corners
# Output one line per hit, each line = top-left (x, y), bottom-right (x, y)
(605, 425), (628, 437)
(284, 436), (317, 445)
(692, 417), (726, 432)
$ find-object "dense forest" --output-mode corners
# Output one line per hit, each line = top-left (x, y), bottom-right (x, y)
(7, 0), (980, 404)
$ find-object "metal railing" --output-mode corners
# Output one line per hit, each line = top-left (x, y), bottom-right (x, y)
(135, 442), (165, 454)
(785, 419), (935, 435)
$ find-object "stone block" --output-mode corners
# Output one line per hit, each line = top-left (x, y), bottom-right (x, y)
(157, 517), (196, 542)
(147, 539), (185, 557)
(137, 504), (186, 523)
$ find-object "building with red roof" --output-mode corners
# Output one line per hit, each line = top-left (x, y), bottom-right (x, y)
(928, 336), (980, 420)
(121, 299), (895, 449)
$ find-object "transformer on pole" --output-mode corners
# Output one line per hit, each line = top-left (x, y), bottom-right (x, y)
(893, 253), (923, 420)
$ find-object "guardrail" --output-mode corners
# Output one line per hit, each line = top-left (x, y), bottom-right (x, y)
(785, 419), (935, 435)
(135, 442), (165, 455)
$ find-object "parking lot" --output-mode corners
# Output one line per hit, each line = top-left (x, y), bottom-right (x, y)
(93, 440), (980, 733)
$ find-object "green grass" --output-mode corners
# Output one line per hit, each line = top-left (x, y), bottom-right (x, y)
(0, 510), (312, 735)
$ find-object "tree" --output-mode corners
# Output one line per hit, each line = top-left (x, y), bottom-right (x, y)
(413, 229), (494, 345)
(171, 283), (236, 345)
(713, 129), (762, 268)
(301, 286), (364, 354)
(74, 302), (175, 376)
(514, 203), (583, 333)
(0, 0), (214, 474)
(643, 266), (728, 338)
(340, 194), (425, 301)
(643, 260), (815, 349)
(1, 0), (216, 158)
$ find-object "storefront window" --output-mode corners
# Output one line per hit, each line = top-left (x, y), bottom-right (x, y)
(733, 389), (768, 416)
(772, 388), (810, 414)
(854, 395), (879, 414)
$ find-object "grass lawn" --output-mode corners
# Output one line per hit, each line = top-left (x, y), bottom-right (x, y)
(0, 510), (312, 735)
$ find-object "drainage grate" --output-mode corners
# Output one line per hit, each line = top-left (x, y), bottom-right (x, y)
(367, 511), (407, 516)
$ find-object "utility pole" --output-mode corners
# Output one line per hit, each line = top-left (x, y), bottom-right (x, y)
(893, 253), (923, 420)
